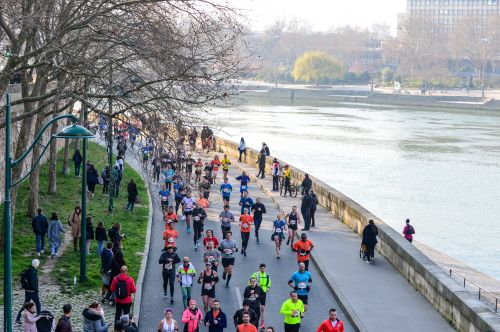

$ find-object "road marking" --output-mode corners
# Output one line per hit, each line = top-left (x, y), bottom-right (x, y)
(235, 286), (243, 307)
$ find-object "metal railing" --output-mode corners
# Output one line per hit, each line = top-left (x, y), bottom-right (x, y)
(449, 269), (499, 314)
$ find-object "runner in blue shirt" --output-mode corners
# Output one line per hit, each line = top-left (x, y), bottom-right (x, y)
(288, 262), (312, 312)
(272, 214), (287, 259)
(239, 191), (254, 214)
(220, 178), (233, 206)
(173, 179), (185, 214)
(235, 171), (250, 196)
(159, 184), (170, 213)
(163, 165), (175, 191)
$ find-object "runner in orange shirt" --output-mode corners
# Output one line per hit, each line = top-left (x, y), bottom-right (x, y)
(196, 193), (210, 209)
(163, 220), (179, 248)
(239, 208), (254, 256)
(292, 233), (314, 271)
(211, 155), (222, 183)
(164, 206), (178, 226)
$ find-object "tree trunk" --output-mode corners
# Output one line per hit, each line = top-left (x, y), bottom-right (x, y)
(27, 112), (46, 217)
(62, 106), (74, 175)
(48, 112), (59, 194)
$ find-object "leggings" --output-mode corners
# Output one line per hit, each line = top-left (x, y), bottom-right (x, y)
(310, 208), (316, 226)
(238, 149), (246, 162)
(241, 232), (250, 251)
(254, 218), (262, 240)
(181, 286), (192, 308)
(193, 222), (204, 244)
(162, 270), (175, 296)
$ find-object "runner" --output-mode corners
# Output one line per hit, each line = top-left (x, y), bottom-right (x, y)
(196, 193), (210, 209)
(157, 308), (179, 332)
(239, 191), (254, 215)
(237, 312), (258, 332)
(159, 184), (171, 214)
(221, 154), (231, 179)
(192, 202), (207, 251)
(203, 299), (228, 331)
(288, 262), (312, 312)
(163, 221), (179, 248)
(176, 257), (197, 309)
(211, 155), (222, 183)
(243, 277), (264, 326)
(219, 205), (235, 239)
(217, 231), (238, 287)
(164, 206), (178, 225)
(163, 165), (175, 191)
(202, 229), (220, 249)
(194, 158), (204, 183)
(181, 192), (195, 233)
(159, 246), (181, 303)
(285, 206), (301, 247)
(181, 299), (203, 332)
(199, 178), (211, 200)
(292, 233), (314, 271)
(272, 214), (287, 259)
(280, 291), (304, 332)
(198, 262), (219, 313)
(250, 263), (271, 330)
(220, 178), (233, 206)
(203, 240), (221, 272)
(239, 208), (254, 256)
(315, 308), (345, 332)
(233, 300), (258, 329)
(185, 154), (195, 181)
(251, 198), (266, 243)
(236, 171), (251, 197)
(173, 179), (186, 214)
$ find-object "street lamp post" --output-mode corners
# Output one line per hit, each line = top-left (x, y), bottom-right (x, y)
(3, 93), (94, 332)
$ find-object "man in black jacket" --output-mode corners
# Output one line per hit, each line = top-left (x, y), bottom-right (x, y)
(243, 278), (263, 325)
(32, 208), (48, 256)
(251, 198), (266, 243)
(120, 314), (138, 332)
(16, 259), (41, 324)
(233, 299), (258, 328)
(101, 242), (114, 304)
(159, 245), (181, 303)
(300, 192), (313, 231)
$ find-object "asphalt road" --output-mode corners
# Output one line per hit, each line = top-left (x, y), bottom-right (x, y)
(138, 152), (353, 331)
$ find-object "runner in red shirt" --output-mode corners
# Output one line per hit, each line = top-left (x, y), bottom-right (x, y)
(211, 155), (222, 183)
(292, 233), (314, 271)
(202, 229), (220, 249)
(316, 308), (345, 332)
(239, 208), (254, 256)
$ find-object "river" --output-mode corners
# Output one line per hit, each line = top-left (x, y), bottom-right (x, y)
(212, 99), (500, 280)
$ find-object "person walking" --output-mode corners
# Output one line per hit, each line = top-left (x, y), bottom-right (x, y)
(250, 264), (271, 329)
(403, 218), (415, 243)
(315, 308), (345, 332)
(309, 190), (318, 228)
(238, 138), (246, 162)
(288, 263), (312, 312)
(110, 265), (137, 323)
(239, 208), (253, 256)
(109, 250), (126, 305)
(251, 198), (266, 243)
(272, 159), (280, 192)
(46, 212), (64, 259)
(21, 302), (44, 332)
(68, 206), (81, 252)
(181, 299), (203, 332)
(204, 299), (227, 332)
(159, 245), (181, 304)
(32, 208), (48, 256)
(100, 243), (114, 305)
(87, 164), (99, 197)
(16, 259), (41, 324)
(157, 308), (178, 332)
(126, 179), (139, 212)
(176, 257), (197, 308)
(72, 149), (83, 177)
(292, 233), (314, 271)
(85, 217), (94, 255)
(280, 291), (305, 332)
(362, 219), (378, 264)
(300, 191), (313, 231)
(55, 304), (73, 332)
(95, 221), (108, 256)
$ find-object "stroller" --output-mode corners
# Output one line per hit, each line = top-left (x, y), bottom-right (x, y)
(36, 310), (55, 332)
(359, 244), (369, 262)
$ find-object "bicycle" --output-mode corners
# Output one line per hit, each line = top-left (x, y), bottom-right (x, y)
(279, 176), (298, 198)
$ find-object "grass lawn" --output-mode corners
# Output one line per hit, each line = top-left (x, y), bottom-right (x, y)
(0, 142), (149, 298)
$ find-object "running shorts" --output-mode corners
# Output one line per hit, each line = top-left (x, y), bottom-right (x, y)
(259, 292), (267, 305)
(297, 294), (308, 305)
(221, 257), (235, 267)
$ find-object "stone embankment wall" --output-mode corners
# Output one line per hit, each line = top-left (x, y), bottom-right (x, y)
(216, 136), (500, 332)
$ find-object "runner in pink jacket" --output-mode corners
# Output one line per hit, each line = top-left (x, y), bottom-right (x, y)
(182, 299), (204, 332)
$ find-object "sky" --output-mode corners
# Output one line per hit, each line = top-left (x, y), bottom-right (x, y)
(229, 0), (407, 34)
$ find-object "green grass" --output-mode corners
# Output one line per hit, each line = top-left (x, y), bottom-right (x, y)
(0, 142), (149, 298)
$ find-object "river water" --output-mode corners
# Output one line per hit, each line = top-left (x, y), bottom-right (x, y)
(212, 99), (500, 280)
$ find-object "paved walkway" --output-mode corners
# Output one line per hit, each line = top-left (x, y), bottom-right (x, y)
(138, 150), (354, 331)
(230, 159), (455, 331)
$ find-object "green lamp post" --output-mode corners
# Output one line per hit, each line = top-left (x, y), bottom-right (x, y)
(3, 93), (94, 332)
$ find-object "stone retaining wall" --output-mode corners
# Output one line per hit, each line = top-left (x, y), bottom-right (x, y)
(216, 136), (500, 332)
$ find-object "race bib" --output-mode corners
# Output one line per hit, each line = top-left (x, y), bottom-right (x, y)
(222, 218), (229, 223)
(204, 283), (213, 290)
(242, 223), (249, 229)
(241, 185), (247, 191)
(165, 262), (173, 270)
(161, 196), (168, 201)
(194, 216), (200, 221)
(276, 228), (282, 233)
(168, 237), (175, 243)
(298, 282), (306, 289)
(185, 204), (192, 209)
(223, 189), (229, 193)
(300, 250), (307, 256)
(224, 249), (233, 255)
(207, 256), (215, 262)
(290, 220), (296, 225)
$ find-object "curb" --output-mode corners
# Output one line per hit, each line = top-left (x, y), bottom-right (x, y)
(230, 160), (368, 332)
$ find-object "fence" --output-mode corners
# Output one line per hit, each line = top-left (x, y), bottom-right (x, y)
(449, 269), (499, 315)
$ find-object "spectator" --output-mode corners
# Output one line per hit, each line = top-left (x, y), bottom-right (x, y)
(108, 223), (123, 243)
(32, 208), (48, 256)
(48, 212), (64, 258)
(101, 242), (114, 305)
(101, 166), (111, 195)
(68, 206), (82, 252)
(263, 143), (270, 156)
(16, 259), (41, 324)
(301, 174), (312, 196)
(110, 265), (136, 323)
(309, 190), (318, 228)
(82, 302), (109, 332)
(126, 179), (138, 212)
(362, 219), (378, 264)
(113, 322), (123, 332)
(87, 164), (99, 197)
(95, 221), (108, 256)
(238, 137), (246, 162)
(403, 219), (415, 243)
(21, 302), (44, 332)
(55, 304), (73, 332)
(72, 149), (83, 177)
(86, 217), (94, 255)
(120, 315), (138, 332)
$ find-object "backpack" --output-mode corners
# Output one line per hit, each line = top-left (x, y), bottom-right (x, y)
(36, 310), (54, 332)
(405, 225), (415, 235)
(20, 269), (32, 290)
(115, 277), (129, 299)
